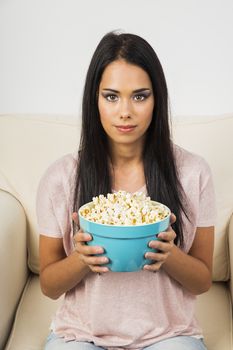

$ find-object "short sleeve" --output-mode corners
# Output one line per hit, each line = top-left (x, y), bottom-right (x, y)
(197, 158), (217, 227)
(36, 166), (63, 238)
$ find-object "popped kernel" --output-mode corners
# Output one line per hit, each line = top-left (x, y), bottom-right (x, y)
(79, 190), (169, 225)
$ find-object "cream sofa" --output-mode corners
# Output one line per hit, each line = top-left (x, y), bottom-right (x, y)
(0, 114), (232, 350)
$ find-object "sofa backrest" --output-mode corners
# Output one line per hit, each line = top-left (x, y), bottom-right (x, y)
(172, 115), (233, 282)
(0, 114), (232, 280)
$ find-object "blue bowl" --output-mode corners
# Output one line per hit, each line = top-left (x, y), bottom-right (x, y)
(78, 201), (171, 272)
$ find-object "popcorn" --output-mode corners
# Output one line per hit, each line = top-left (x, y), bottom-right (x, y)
(79, 190), (169, 225)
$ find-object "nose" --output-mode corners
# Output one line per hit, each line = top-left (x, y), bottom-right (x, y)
(120, 113), (131, 120)
(120, 99), (132, 119)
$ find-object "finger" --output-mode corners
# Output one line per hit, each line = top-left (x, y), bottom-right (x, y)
(145, 251), (170, 262)
(157, 230), (176, 242)
(143, 261), (163, 272)
(74, 231), (92, 243)
(90, 265), (109, 273)
(76, 242), (104, 256)
(72, 212), (79, 224)
(148, 240), (173, 253)
(80, 255), (110, 273)
(83, 255), (109, 266)
(170, 213), (176, 225)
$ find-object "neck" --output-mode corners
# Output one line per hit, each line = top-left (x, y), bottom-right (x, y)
(109, 142), (143, 168)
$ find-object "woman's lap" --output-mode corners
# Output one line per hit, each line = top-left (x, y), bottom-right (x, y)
(44, 332), (104, 350)
(144, 336), (207, 350)
(45, 333), (207, 350)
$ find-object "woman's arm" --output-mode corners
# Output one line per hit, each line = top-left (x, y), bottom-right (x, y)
(144, 223), (214, 295)
(162, 226), (214, 294)
(39, 235), (90, 299)
(39, 228), (109, 299)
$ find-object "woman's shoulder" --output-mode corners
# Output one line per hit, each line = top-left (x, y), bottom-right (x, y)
(173, 143), (210, 172)
(37, 153), (78, 195)
(42, 153), (77, 176)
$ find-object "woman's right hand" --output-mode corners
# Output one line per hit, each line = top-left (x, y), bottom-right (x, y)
(72, 213), (110, 273)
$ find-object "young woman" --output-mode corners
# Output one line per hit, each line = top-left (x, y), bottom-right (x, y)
(37, 31), (216, 350)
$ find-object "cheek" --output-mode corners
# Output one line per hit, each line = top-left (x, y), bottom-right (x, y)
(137, 104), (154, 121)
(146, 103), (154, 122)
(98, 106), (113, 131)
(136, 99), (154, 113)
(99, 105), (118, 132)
(98, 101), (112, 120)
(99, 104), (109, 117)
(138, 105), (154, 130)
(99, 107), (109, 125)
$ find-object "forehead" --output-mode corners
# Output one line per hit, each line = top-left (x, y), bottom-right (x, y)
(99, 60), (152, 89)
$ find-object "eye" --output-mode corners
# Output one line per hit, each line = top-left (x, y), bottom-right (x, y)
(133, 94), (148, 101)
(105, 94), (118, 102)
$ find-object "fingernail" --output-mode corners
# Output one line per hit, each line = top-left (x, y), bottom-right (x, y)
(96, 248), (104, 254)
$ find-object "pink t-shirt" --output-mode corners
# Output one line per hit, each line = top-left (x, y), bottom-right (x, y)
(36, 145), (216, 349)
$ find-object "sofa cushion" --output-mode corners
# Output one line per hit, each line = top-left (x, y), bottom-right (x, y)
(5, 275), (232, 350)
(0, 114), (232, 280)
(228, 213), (233, 302)
(0, 190), (28, 350)
(5, 274), (63, 350)
(195, 282), (233, 350)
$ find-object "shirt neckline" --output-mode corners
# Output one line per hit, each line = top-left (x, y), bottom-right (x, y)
(112, 184), (146, 194)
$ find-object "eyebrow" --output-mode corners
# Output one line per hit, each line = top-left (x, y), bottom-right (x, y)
(102, 88), (151, 93)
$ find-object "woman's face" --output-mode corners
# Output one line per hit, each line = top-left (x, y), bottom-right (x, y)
(98, 59), (154, 148)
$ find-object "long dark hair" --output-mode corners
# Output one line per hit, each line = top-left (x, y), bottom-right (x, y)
(73, 30), (187, 246)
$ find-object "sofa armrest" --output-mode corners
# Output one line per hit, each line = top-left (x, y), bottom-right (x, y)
(228, 213), (233, 303)
(0, 190), (29, 350)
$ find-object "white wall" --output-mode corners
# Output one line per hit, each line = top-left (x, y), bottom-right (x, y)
(0, 0), (233, 117)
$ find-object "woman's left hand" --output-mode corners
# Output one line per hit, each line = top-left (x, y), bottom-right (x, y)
(143, 213), (176, 272)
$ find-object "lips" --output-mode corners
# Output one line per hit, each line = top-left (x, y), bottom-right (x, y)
(115, 125), (137, 132)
